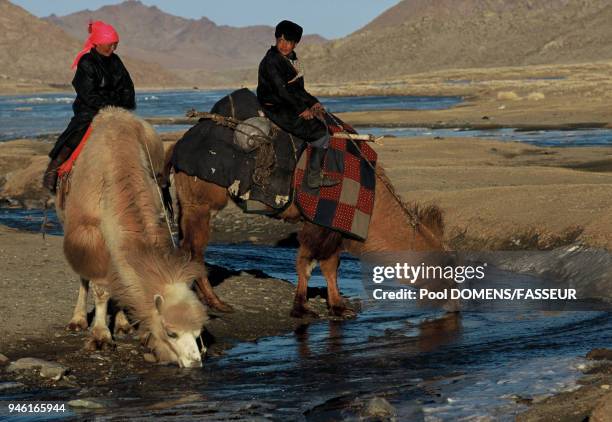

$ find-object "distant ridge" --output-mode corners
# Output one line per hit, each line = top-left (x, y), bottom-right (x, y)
(45, 0), (326, 85)
(301, 0), (612, 83)
(7, 0), (612, 90)
(0, 0), (184, 91)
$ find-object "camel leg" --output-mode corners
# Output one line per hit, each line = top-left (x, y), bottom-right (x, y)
(114, 309), (133, 336)
(85, 282), (115, 351)
(320, 251), (356, 319)
(67, 277), (90, 331)
(180, 203), (233, 312)
(291, 245), (320, 318)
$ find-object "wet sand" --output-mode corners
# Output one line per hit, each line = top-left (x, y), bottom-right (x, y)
(517, 356), (612, 421)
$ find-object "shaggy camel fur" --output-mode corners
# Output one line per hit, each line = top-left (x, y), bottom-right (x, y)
(169, 139), (451, 318)
(57, 107), (208, 367)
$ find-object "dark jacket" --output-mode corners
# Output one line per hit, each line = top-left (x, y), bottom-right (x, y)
(72, 48), (136, 118)
(257, 46), (326, 142)
(50, 48), (136, 158)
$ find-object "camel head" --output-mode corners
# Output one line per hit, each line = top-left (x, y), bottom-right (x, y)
(146, 283), (208, 368)
(128, 253), (208, 368)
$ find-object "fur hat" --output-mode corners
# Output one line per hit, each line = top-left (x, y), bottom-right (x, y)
(275, 20), (303, 43)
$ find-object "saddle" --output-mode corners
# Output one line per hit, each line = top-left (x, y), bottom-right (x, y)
(172, 89), (378, 240)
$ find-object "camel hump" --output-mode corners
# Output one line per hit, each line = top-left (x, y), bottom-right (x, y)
(94, 106), (139, 127)
(90, 106), (162, 165)
(93, 107), (156, 139)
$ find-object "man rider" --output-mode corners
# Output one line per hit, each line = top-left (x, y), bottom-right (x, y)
(257, 20), (338, 188)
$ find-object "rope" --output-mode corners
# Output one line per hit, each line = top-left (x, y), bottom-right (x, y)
(142, 140), (176, 249)
(229, 93), (236, 119)
(252, 141), (276, 187)
(40, 200), (49, 240)
(186, 110), (273, 144)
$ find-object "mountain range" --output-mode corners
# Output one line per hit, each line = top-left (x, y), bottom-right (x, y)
(3, 0), (612, 91)
(301, 0), (612, 82)
(45, 0), (326, 86)
(0, 0), (182, 89)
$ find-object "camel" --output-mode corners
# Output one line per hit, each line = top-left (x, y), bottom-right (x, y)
(166, 90), (452, 318)
(56, 107), (208, 368)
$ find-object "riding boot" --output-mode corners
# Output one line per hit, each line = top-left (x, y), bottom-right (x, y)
(306, 147), (339, 188)
(42, 146), (73, 194)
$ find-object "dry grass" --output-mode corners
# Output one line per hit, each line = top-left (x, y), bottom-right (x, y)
(448, 225), (584, 251)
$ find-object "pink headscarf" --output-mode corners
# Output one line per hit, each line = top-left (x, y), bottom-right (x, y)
(71, 21), (120, 69)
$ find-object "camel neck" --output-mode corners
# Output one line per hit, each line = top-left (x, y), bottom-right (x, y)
(345, 175), (445, 255)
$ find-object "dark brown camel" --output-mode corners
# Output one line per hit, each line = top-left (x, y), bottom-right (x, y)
(168, 145), (447, 318)
(163, 89), (448, 318)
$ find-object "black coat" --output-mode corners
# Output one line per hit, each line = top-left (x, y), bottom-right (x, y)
(50, 48), (135, 158)
(72, 48), (135, 118)
(256, 46), (326, 143)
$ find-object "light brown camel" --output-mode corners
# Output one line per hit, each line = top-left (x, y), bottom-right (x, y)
(56, 107), (208, 367)
(169, 140), (449, 318)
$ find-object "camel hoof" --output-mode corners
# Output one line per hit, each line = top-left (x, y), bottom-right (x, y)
(114, 311), (134, 336)
(329, 305), (357, 319)
(208, 299), (234, 313)
(290, 304), (320, 319)
(84, 336), (116, 351)
(114, 324), (133, 337)
(85, 327), (115, 351)
(195, 286), (234, 313)
(66, 318), (88, 331)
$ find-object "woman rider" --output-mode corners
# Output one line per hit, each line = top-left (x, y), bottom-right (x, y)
(43, 20), (136, 193)
(257, 20), (338, 189)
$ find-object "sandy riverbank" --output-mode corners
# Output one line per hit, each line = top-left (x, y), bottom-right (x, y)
(2, 129), (610, 250)
(374, 136), (612, 251)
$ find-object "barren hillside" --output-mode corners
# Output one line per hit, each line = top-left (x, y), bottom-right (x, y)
(301, 0), (612, 83)
(0, 0), (184, 92)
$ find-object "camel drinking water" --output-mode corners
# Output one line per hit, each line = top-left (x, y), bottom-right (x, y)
(166, 90), (454, 318)
(56, 107), (208, 368)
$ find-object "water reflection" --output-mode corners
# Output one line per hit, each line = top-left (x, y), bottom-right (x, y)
(416, 312), (463, 353)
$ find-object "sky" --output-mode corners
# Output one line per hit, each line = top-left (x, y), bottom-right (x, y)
(12, 0), (401, 39)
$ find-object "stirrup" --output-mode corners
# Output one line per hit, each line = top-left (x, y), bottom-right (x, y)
(307, 171), (339, 188)
(320, 174), (340, 187)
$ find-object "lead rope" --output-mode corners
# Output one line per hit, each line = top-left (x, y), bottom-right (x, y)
(143, 140), (177, 249)
(40, 200), (49, 240)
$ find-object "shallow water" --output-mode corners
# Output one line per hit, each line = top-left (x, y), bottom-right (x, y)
(0, 91), (462, 141)
(0, 208), (62, 236)
(3, 90), (609, 147)
(369, 126), (612, 147)
(1, 209), (610, 420)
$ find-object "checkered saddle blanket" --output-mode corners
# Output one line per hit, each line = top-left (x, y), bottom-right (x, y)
(293, 122), (377, 240)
